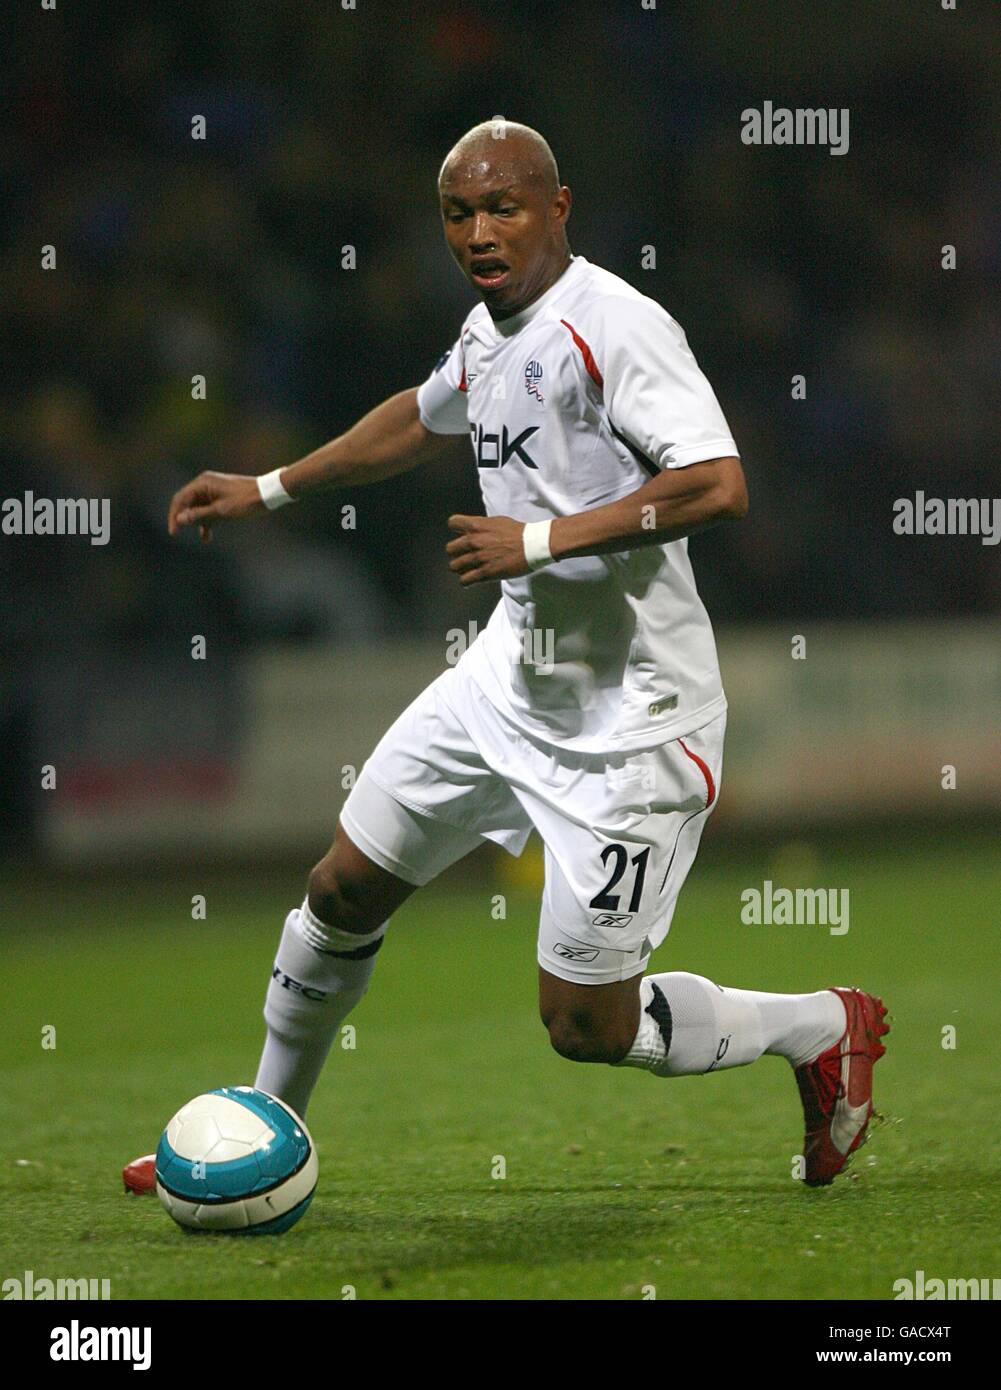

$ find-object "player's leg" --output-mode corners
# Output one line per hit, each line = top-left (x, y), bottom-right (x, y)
(530, 710), (846, 1068)
(254, 811), (420, 1119)
(588, 714), (846, 1076)
(607, 958), (889, 1187)
(537, 874), (846, 1076)
(543, 968), (848, 1075)
(535, 822), (881, 1179)
(255, 664), (531, 1119)
(532, 711), (889, 1180)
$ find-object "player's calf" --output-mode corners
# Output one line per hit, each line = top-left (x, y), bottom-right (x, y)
(255, 823), (416, 1116)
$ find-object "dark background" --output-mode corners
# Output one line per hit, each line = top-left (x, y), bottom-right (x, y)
(2, 0), (999, 857)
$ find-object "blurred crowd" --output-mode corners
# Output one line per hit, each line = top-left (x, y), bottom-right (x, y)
(3, 0), (1000, 672)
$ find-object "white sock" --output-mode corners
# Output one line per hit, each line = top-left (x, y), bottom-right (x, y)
(254, 898), (385, 1117)
(616, 972), (846, 1077)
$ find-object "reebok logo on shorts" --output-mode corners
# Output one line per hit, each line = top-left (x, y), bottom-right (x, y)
(553, 942), (601, 962)
(592, 912), (633, 928)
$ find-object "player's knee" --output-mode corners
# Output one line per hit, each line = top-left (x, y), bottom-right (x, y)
(544, 1009), (633, 1065)
(306, 857), (379, 936)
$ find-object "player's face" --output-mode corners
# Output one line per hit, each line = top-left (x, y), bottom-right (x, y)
(438, 169), (569, 318)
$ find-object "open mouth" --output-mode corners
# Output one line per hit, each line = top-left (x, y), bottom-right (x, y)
(470, 259), (510, 290)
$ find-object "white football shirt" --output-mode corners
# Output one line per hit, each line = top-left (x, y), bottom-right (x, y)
(416, 254), (739, 753)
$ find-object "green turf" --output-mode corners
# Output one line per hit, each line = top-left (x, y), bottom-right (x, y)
(2, 830), (999, 1300)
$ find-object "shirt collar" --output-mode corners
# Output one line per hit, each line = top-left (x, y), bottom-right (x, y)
(489, 254), (585, 338)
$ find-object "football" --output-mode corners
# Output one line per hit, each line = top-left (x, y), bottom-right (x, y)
(155, 1087), (317, 1234)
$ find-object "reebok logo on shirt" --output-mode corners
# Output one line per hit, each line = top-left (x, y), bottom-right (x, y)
(470, 421), (540, 470)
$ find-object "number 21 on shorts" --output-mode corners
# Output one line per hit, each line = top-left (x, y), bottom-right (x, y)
(589, 844), (650, 915)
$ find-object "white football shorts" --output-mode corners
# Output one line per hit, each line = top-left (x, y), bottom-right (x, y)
(339, 661), (725, 985)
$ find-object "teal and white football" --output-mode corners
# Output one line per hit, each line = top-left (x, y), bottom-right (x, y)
(155, 1087), (317, 1234)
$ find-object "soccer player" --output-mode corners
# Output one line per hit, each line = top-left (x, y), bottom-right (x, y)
(161, 120), (888, 1188)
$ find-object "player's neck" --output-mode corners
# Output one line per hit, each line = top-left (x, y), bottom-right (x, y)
(489, 252), (574, 323)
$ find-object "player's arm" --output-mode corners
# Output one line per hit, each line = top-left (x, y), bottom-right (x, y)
(446, 455), (747, 585)
(551, 454), (747, 558)
(167, 386), (450, 539)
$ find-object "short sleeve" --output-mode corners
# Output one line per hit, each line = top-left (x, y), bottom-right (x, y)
(596, 298), (738, 470)
(416, 337), (470, 435)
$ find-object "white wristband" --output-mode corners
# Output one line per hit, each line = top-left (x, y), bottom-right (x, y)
(257, 468), (295, 510)
(522, 519), (554, 570)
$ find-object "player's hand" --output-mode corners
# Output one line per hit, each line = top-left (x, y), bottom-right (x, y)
(446, 514), (532, 585)
(167, 472), (267, 542)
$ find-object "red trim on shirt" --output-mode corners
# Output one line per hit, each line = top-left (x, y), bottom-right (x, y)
(678, 737), (716, 808)
(560, 319), (603, 389)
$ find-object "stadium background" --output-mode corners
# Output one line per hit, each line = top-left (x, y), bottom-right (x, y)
(2, 0), (1000, 1303)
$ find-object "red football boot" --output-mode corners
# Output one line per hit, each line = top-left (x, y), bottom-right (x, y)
(794, 988), (890, 1186)
(122, 1154), (157, 1194)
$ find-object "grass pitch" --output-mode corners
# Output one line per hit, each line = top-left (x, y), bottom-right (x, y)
(2, 828), (998, 1300)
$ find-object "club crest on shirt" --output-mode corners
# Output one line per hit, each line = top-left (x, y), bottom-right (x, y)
(524, 360), (544, 403)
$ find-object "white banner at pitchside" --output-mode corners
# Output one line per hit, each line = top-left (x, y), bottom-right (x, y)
(715, 620), (1001, 825)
